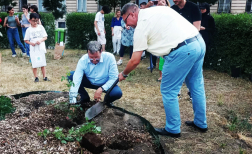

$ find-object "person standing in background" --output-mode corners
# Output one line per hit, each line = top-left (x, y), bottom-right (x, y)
(94, 6), (110, 52)
(199, 2), (215, 63)
(111, 9), (122, 55)
(21, 4), (31, 57)
(3, 6), (26, 57)
(29, 5), (42, 25)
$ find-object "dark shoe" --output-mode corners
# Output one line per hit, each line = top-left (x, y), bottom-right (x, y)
(185, 121), (208, 132)
(147, 65), (156, 70)
(157, 79), (161, 82)
(188, 92), (192, 101)
(154, 128), (181, 138)
(34, 77), (39, 82)
(43, 77), (51, 81)
(106, 102), (114, 107)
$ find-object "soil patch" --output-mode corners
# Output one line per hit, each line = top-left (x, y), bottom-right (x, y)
(0, 92), (162, 153)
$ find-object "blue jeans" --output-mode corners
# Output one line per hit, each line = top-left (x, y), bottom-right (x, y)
(22, 27), (30, 56)
(68, 71), (122, 103)
(7, 28), (26, 55)
(161, 35), (207, 134)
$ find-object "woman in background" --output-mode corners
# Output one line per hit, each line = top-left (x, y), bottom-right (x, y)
(3, 6), (26, 57)
(29, 5), (42, 25)
(21, 4), (31, 57)
(111, 9), (122, 55)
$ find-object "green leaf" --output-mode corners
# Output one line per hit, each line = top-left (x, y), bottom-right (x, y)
(95, 127), (101, 132)
(61, 140), (67, 144)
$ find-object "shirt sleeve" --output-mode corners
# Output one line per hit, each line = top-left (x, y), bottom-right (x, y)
(69, 57), (87, 98)
(41, 25), (48, 37)
(133, 25), (148, 52)
(111, 17), (114, 27)
(101, 55), (118, 91)
(24, 28), (30, 41)
(192, 4), (201, 22)
(95, 13), (100, 21)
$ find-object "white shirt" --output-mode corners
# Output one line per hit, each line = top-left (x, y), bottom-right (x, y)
(94, 12), (105, 32)
(133, 6), (199, 56)
(24, 25), (48, 43)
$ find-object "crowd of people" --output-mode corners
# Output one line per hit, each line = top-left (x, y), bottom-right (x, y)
(2, 0), (216, 138)
(3, 5), (49, 82)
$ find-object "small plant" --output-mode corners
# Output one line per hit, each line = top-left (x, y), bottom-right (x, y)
(126, 70), (136, 81)
(239, 147), (246, 154)
(217, 94), (224, 106)
(61, 71), (75, 92)
(38, 120), (101, 144)
(45, 100), (55, 105)
(220, 143), (227, 148)
(0, 96), (15, 120)
(226, 110), (252, 132)
(37, 129), (50, 139)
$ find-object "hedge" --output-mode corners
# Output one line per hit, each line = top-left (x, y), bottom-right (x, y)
(66, 12), (114, 51)
(207, 13), (252, 74)
(0, 12), (55, 49)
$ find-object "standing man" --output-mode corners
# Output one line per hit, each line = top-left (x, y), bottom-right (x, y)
(94, 6), (110, 52)
(118, 3), (207, 137)
(171, 0), (201, 31)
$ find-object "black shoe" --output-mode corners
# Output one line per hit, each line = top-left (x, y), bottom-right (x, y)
(147, 65), (156, 70)
(188, 92), (192, 101)
(106, 102), (114, 107)
(185, 121), (208, 132)
(34, 77), (39, 82)
(43, 77), (50, 81)
(154, 128), (181, 138)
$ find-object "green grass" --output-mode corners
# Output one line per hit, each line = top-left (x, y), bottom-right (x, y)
(0, 96), (15, 120)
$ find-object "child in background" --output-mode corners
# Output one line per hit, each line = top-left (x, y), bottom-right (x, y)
(24, 13), (49, 82)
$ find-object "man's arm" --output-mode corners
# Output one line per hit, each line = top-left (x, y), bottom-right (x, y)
(193, 21), (201, 31)
(119, 51), (143, 81)
(94, 20), (100, 35)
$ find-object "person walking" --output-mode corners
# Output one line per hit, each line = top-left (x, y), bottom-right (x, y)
(3, 6), (26, 57)
(119, 3), (207, 137)
(111, 9), (122, 55)
(21, 4), (30, 57)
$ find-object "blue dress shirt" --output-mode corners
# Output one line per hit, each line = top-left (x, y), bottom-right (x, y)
(69, 52), (118, 98)
(111, 17), (122, 27)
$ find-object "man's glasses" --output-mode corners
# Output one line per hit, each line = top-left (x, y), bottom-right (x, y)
(124, 12), (134, 24)
(90, 58), (100, 62)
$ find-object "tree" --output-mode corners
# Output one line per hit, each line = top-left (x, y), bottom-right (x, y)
(0, 0), (17, 11)
(95, 0), (131, 12)
(190, 0), (218, 5)
(42, 0), (67, 20)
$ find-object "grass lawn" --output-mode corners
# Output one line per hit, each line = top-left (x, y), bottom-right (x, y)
(0, 48), (252, 153)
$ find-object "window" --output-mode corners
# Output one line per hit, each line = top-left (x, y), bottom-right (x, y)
(217, 0), (231, 13)
(1, 5), (9, 12)
(246, 0), (252, 12)
(38, 0), (46, 12)
(19, 0), (27, 11)
(78, 0), (87, 12)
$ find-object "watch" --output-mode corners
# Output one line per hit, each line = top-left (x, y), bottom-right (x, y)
(101, 87), (106, 92)
(121, 71), (128, 78)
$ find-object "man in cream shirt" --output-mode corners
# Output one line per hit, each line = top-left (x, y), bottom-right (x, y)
(118, 3), (207, 137)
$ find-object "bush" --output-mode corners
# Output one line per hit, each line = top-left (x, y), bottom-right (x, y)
(0, 12), (55, 49)
(0, 96), (15, 120)
(207, 13), (252, 74)
(66, 12), (114, 51)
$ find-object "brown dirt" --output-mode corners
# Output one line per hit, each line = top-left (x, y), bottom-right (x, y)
(0, 92), (161, 154)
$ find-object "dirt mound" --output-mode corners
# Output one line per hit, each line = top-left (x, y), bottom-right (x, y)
(0, 92), (162, 154)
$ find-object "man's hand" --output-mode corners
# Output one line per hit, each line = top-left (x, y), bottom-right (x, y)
(200, 26), (206, 30)
(112, 32), (114, 36)
(97, 31), (101, 36)
(70, 97), (77, 104)
(146, 1), (154, 8)
(104, 30), (106, 35)
(94, 87), (103, 102)
(118, 72), (126, 82)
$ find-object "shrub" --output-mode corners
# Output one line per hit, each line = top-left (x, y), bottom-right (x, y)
(66, 12), (114, 51)
(0, 96), (15, 120)
(0, 12), (55, 49)
(207, 13), (252, 75)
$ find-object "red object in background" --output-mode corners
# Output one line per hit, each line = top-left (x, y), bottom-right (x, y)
(0, 18), (2, 23)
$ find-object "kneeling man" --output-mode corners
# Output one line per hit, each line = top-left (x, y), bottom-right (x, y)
(68, 41), (122, 105)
